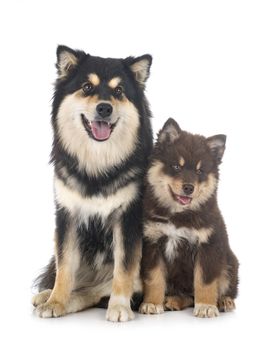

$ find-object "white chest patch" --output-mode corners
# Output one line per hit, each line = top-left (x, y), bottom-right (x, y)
(54, 176), (138, 221)
(164, 225), (197, 261)
(144, 220), (212, 262)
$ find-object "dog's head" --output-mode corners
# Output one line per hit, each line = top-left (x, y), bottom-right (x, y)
(52, 45), (152, 174)
(148, 118), (226, 212)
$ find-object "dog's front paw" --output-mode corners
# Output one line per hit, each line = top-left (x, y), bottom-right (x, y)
(106, 304), (135, 322)
(32, 289), (52, 307)
(35, 301), (66, 318)
(193, 304), (219, 318)
(139, 302), (164, 314)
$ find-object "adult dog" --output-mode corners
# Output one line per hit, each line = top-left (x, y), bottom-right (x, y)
(32, 46), (153, 322)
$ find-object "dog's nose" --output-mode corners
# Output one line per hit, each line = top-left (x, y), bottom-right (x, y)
(96, 103), (113, 118)
(183, 184), (194, 195)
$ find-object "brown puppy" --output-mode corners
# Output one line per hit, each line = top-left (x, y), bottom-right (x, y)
(139, 118), (239, 318)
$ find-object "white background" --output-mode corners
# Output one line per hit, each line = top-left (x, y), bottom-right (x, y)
(0, 0), (263, 349)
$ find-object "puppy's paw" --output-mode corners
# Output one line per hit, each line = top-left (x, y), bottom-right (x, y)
(139, 302), (164, 315)
(106, 304), (135, 322)
(193, 304), (219, 318)
(218, 296), (236, 312)
(164, 296), (193, 311)
(35, 301), (66, 318)
(32, 289), (52, 307)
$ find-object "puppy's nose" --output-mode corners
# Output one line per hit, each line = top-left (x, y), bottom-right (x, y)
(183, 184), (194, 195)
(96, 103), (113, 118)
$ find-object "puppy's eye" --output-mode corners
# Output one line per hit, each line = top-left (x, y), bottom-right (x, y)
(82, 82), (94, 95)
(196, 169), (203, 175)
(172, 164), (181, 172)
(114, 86), (123, 97)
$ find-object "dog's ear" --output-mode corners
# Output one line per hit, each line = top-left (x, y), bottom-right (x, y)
(158, 118), (181, 143)
(126, 55), (152, 86)
(56, 45), (85, 79)
(206, 134), (226, 163)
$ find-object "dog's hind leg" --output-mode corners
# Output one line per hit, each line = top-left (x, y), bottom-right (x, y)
(66, 277), (113, 314)
(35, 224), (81, 318)
(33, 282), (112, 315)
(32, 289), (52, 307)
(164, 295), (194, 311)
(218, 296), (236, 312)
(33, 292), (105, 315)
(65, 294), (101, 314)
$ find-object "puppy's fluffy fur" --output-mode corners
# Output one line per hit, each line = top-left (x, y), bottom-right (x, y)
(139, 118), (239, 318)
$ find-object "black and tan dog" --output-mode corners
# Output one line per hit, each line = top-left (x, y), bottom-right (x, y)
(32, 46), (153, 321)
(139, 118), (238, 317)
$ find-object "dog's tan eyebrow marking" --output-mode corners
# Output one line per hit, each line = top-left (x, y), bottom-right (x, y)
(179, 157), (185, 167)
(88, 73), (100, 86)
(108, 77), (122, 89)
(196, 161), (202, 170)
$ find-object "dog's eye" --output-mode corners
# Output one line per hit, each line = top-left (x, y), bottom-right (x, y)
(172, 164), (181, 172)
(82, 82), (94, 95)
(114, 86), (123, 97)
(196, 169), (203, 175)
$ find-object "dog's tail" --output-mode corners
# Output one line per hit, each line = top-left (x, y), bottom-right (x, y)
(34, 256), (56, 292)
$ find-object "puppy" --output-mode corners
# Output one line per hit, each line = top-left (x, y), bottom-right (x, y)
(139, 118), (239, 317)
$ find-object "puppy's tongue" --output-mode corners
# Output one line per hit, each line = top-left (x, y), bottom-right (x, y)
(91, 121), (111, 141)
(176, 195), (192, 205)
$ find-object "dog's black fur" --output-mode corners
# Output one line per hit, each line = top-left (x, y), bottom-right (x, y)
(32, 46), (153, 321)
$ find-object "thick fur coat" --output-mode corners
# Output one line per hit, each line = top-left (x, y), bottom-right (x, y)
(139, 119), (239, 317)
(32, 46), (153, 322)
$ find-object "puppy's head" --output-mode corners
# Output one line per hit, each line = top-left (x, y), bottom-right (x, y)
(52, 45), (152, 174)
(148, 118), (226, 212)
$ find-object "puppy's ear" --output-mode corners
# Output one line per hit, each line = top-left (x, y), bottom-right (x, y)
(56, 45), (85, 79)
(158, 118), (181, 143)
(207, 134), (226, 163)
(126, 55), (152, 86)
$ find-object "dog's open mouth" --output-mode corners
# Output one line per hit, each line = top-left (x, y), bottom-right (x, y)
(169, 186), (192, 205)
(81, 114), (118, 141)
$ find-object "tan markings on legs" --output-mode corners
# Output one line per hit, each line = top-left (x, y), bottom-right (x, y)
(36, 229), (80, 318)
(193, 262), (219, 318)
(111, 222), (141, 298)
(139, 261), (166, 314)
(106, 223), (140, 322)
(218, 296), (236, 312)
(111, 267), (136, 297)
(35, 263), (70, 318)
(164, 295), (194, 311)
(143, 262), (166, 305)
(194, 262), (218, 305)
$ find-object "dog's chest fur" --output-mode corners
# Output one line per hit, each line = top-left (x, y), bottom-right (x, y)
(54, 174), (139, 266)
(162, 224), (197, 261)
(145, 218), (212, 262)
(54, 175), (138, 220)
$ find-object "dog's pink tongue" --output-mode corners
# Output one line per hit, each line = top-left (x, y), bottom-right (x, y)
(91, 121), (111, 141)
(177, 195), (192, 205)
